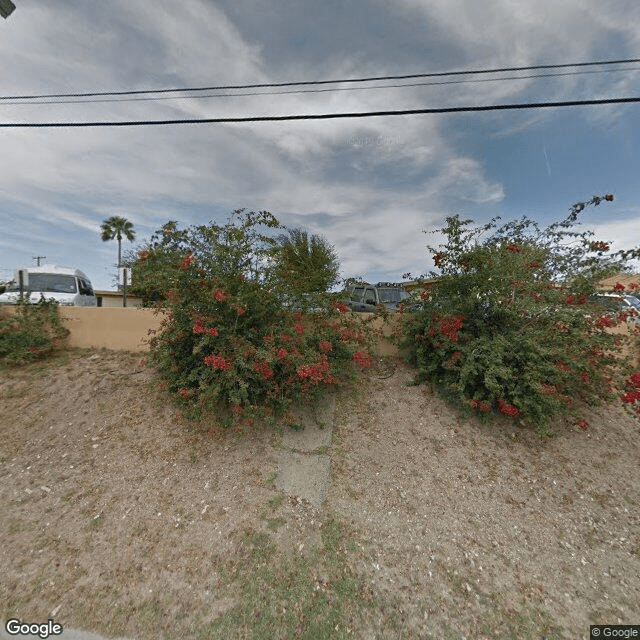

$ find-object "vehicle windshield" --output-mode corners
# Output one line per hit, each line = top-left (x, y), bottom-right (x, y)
(377, 288), (410, 303)
(626, 296), (640, 312)
(6, 274), (78, 294)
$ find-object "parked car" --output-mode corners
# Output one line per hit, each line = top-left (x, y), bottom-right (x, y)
(345, 282), (411, 312)
(0, 265), (97, 306)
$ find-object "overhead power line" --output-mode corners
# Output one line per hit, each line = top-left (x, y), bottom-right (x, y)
(1, 96), (638, 128)
(2, 67), (638, 106)
(1, 57), (639, 101)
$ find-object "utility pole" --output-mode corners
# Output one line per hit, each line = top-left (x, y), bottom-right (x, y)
(33, 256), (46, 266)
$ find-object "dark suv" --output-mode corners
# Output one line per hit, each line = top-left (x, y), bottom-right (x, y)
(345, 282), (411, 312)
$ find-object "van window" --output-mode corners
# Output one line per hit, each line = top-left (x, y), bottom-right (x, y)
(78, 278), (94, 296)
(6, 274), (77, 294)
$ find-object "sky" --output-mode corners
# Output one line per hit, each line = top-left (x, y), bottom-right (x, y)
(1, 0), (639, 291)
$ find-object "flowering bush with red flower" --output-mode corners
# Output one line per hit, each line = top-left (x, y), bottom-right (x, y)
(0, 298), (69, 364)
(148, 209), (377, 427)
(318, 340), (333, 353)
(179, 254), (194, 270)
(397, 194), (638, 432)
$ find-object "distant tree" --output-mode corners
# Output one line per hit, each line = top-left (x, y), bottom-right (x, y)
(125, 211), (284, 307)
(124, 220), (192, 306)
(272, 228), (340, 294)
(100, 216), (136, 269)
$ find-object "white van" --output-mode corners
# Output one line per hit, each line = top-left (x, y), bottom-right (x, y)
(0, 265), (97, 306)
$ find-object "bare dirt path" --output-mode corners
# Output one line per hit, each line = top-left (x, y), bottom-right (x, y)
(1, 349), (639, 639)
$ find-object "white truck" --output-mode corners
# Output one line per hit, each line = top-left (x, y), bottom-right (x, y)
(0, 265), (97, 306)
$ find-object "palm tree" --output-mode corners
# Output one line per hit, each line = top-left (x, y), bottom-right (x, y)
(100, 216), (136, 269)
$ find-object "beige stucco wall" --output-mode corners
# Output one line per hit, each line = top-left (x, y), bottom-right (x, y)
(57, 307), (166, 351)
(2, 305), (636, 364)
(0, 305), (402, 354)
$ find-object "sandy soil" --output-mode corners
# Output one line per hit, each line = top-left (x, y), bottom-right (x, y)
(1, 349), (639, 639)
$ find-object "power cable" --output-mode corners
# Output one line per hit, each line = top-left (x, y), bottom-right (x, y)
(1, 57), (639, 101)
(1, 96), (638, 128)
(1, 67), (638, 106)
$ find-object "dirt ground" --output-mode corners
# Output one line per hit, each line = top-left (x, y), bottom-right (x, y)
(1, 348), (639, 639)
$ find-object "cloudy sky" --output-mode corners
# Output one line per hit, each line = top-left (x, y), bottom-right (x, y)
(1, 0), (639, 290)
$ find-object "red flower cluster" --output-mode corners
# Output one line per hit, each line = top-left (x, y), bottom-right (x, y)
(469, 399), (491, 413)
(439, 315), (465, 342)
(318, 340), (333, 353)
(589, 241), (610, 252)
(566, 295), (575, 305)
(352, 350), (373, 369)
(621, 372), (640, 404)
(204, 353), (232, 371)
(275, 347), (288, 360)
(596, 315), (617, 328)
(179, 254), (194, 270)
(253, 361), (274, 380)
(541, 383), (556, 395)
(332, 302), (349, 313)
(576, 419), (589, 430)
(296, 355), (330, 384)
(293, 323), (305, 335)
(613, 283), (625, 292)
(527, 261), (541, 270)
(555, 361), (571, 373)
(234, 305), (246, 316)
(214, 288), (231, 302)
(621, 390), (640, 404)
(178, 388), (190, 398)
(627, 372), (640, 388)
(193, 322), (218, 336)
(498, 398), (519, 417)
(506, 243), (521, 253)
(433, 252), (446, 267)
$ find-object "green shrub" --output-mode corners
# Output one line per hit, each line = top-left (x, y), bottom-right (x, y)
(0, 299), (69, 364)
(398, 195), (638, 432)
(148, 210), (379, 427)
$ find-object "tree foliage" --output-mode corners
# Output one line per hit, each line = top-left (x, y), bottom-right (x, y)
(272, 227), (340, 294)
(127, 213), (342, 306)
